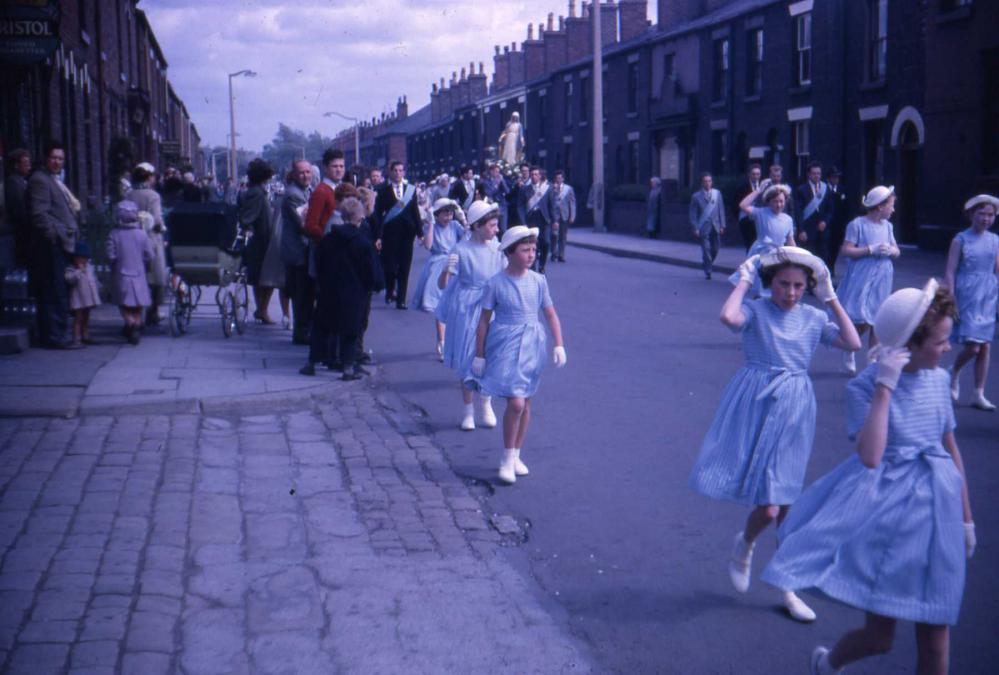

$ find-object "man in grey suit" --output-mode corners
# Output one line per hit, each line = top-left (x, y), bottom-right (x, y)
(523, 166), (553, 273)
(281, 160), (314, 345)
(28, 141), (79, 348)
(689, 172), (726, 280)
(548, 170), (576, 263)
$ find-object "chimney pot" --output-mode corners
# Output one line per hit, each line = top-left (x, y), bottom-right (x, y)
(479, 62), (484, 74)
(548, 13), (555, 31)
(495, 45), (500, 55)
(528, 23), (533, 40)
(569, 0), (576, 18)
(559, 15), (565, 30)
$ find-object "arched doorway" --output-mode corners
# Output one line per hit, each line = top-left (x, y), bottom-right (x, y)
(896, 121), (921, 243)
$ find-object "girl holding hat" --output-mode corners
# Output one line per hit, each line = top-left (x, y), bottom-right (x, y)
(410, 198), (466, 360)
(689, 246), (860, 622)
(943, 194), (999, 411)
(106, 200), (154, 345)
(436, 201), (505, 431)
(732, 179), (796, 296)
(64, 242), (101, 348)
(835, 185), (901, 374)
(471, 225), (566, 485)
(762, 281), (975, 675)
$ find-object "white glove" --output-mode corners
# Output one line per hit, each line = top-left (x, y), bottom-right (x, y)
(446, 254), (459, 275)
(471, 357), (486, 377)
(965, 522), (976, 559)
(553, 346), (567, 368)
(867, 244), (877, 257)
(737, 255), (760, 285)
(875, 347), (911, 390)
(877, 243), (893, 257)
(813, 266), (836, 303)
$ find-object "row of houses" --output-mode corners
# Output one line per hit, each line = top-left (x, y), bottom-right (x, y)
(331, 0), (999, 248)
(0, 0), (204, 209)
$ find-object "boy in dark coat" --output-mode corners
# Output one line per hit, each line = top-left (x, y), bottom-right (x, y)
(313, 197), (382, 380)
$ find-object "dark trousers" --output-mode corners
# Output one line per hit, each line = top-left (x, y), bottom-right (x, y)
(827, 221), (847, 275)
(527, 211), (550, 271)
(801, 228), (829, 266)
(338, 333), (358, 373)
(30, 239), (69, 346)
(380, 224), (415, 304)
(285, 264), (314, 343)
(551, 219), (569, 261)
(357, 292), (372, 355)
(738, 216), (756, 253)
(699, 228), (720, 277)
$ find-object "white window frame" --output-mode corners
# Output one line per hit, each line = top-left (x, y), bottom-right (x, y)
(795, 13), (812, 86)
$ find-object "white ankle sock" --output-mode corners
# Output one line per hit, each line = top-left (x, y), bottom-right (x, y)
(463, 403), (474, 416)
(817, 651), (839, 674)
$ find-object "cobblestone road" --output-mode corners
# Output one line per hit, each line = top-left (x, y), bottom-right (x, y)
(0, 385), (591, 674)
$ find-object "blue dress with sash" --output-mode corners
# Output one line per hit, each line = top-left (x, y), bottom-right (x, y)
(762, 365), (965, 625)
(410, 220), (466, 312)
(835, 216), (897, 325)
(689, 298), (840, 505)
(953, 228), (999, 344)
(728, 209), (795, 295)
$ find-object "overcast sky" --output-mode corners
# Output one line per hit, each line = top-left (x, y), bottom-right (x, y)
(140, 0), (656, 152)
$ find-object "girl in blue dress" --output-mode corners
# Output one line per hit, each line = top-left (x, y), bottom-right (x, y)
(762, 281), (975, 675)
(436, 201), (506, 431)
(410, 198), (466, 360)
(943, 194), (999, 411)
(471, 226), (566, 485)
(835, 185), (901, 374)
(689, 246), (860, 622)
(731, 181), (796, 296)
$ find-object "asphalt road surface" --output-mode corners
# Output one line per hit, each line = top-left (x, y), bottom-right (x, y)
(365, 243), (998, 674)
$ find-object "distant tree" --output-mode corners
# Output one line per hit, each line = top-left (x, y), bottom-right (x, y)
(261, 124), (335, 176)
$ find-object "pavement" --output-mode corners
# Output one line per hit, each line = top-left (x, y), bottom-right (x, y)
(0, 230), (967, 674)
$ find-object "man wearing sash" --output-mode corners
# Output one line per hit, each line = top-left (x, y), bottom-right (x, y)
(524, 166), (554, 273)
(689, 172), (726, 280)
(793, 161), (832, 262)
(449, 165), (481, 214)
(374, 160), (422, 309)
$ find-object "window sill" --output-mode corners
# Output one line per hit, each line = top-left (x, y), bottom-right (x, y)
(935, 6), (972, 24)
(626, 112), (638, 119)
(743, 94), (762, 103)
(710, 100), (728, 109)
(788, 84), (812, 95)
(859, 80), (887, 92)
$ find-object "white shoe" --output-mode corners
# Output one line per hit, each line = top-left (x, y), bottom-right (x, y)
(498, 449), (517, 484)
(727, 532), (754, 593)
(971, 391), (996, 412)
(810, 646), (841, 674)
(949, 367), (960, 402)
(513, 448), (529, 476)
(841, 351), (856, 375)
(480, 397), (497, 428)
(782, 590), (817, 623)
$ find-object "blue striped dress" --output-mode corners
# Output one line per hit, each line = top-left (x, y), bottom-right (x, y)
(836, 216), (897, 325)
(728, 209), (796, 296)
(688, 298), (840, 506)
(762, 365), (966, 625)
(436, 239), (505, 380)
(952, 228), (999, 344)
(473, 271), (553, 399)
(409, 220), (466, 312)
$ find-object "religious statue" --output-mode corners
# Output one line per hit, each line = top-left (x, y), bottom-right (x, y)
(498, 111), (525, 165)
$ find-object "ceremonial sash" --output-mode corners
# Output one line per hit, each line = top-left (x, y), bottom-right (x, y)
(384, 184), (416, 224)
(462, 185), (475, 212)
(696, 191), (718, 231)
(527, 182), (549, 212)
(802, 182), (827, 222)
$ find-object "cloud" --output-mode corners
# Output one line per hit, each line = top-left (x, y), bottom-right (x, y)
(139, 0), (644, 150)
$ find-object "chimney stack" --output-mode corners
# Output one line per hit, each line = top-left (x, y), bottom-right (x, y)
(493, 45), (510, 91)
(619, 0), (648, 41)
(565, 3), (593, 62)
(600, 1), (619, 46)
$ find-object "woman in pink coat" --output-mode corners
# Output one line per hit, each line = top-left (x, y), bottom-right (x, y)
(106, 200), (153, 344)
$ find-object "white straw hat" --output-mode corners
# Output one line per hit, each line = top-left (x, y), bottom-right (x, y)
(762, 183), (791, 203)
(499, 225), (540, 251)
(873, 278), (939, 349)
(862, 185), (895, 209)
(759, 246), (827, 278)
(136, 162), (156, 173)
(432, 198), (459, 214)
(963, 194), (999, 212)
(465, 200), (499, 227)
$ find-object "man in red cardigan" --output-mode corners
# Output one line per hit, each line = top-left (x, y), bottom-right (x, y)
(304, 148), (346, 242)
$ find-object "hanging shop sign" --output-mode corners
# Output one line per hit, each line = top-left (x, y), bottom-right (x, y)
(0, 1), (60, 65)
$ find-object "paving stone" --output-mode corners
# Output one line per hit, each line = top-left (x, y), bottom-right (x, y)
(249, 631), (333, 675)
(7, 643), (69, 675)
(180, 608), (249, 675)
(71, 640), (119, 669)
(246, 566), (322, 634)
(139, 569), (184, 598)
(126, 611), (177, 653)
(80, 606), (128, 641)
(120, 651), (172, 675)
(18, 618), (79, 643)
(245, 513), (306, 559)
(136, 594), (182, 616)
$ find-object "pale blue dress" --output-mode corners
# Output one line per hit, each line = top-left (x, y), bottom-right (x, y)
(728, 208), (795, 295)
(409, 220), (466, 312)
(762, 365), (965, 625)
(836, 216), (897, 325)
(952, 228), (999, 344)
(689, 298), (840, 505)
(436, 239), (505, 380)
(474, 271), (553, 399)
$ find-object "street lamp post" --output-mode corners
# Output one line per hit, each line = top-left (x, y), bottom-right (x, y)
(591, 1), (606, 232)
(211, 150), (227, 178)
(324, 111), (360, 167)
(228, 69), (257, 180)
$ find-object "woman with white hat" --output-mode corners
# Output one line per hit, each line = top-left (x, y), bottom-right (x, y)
(690, 246), (860, 623)
(436, 201), (505, 431)
(471, 225), (566, 485)
(409, 198), (467, 360)
(835, 185), (901, 374)
(732, 180), (796, 296)
(763, 280), (975, 675)
(943, 194), (999, 411)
